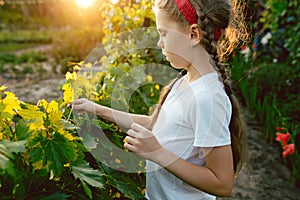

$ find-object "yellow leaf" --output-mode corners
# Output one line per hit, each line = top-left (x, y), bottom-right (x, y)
(18, 107), (45, 130)
(18, 107), (45, 121)
(37, 99), (49, 110)
(48, 101), (63, 126)
(47, 101), (59, 112)
(32, 160), (43, 170)
(2, 91), (21, 115)
(60, 129), (75, 141)
(0, 85), (7, 91)
(62, 83), (74, 104)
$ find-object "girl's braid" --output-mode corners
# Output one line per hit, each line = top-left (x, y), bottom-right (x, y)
(194, 1), (233, 96)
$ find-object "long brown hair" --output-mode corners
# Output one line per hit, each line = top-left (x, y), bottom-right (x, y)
(153, 0), (248, 174)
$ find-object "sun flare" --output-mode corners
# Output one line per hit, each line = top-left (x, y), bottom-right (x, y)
(76, 0), (95, 8)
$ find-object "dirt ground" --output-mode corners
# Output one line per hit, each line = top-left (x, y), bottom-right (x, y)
(1, 46), (300, 199)
(219, 114), (300, 200)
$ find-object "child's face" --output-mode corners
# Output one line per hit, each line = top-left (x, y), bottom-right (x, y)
(155, 9), (193, 69)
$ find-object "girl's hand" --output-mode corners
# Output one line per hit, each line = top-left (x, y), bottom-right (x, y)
(72, 98), (97, 114)
(124, 123), (163, 162)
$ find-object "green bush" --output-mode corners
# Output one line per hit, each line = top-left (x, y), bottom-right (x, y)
(0, 88), (145, 199)
(0, 30), (52, 44)
(0, 51), (47, 64)
(50, 27), (104, 73)
(260, 0), (300, 66)
(247, 62), (300, 124)
(231, 55), (300, 187)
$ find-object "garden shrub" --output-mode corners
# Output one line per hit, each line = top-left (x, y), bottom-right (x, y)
(50, 27), (104, 74)
(0, 85), (146, 199)
(259, 0), (300, 66)
(247, 62), (300, 124)
(0, 51), (47, 64)
(231, 55), (300, 188)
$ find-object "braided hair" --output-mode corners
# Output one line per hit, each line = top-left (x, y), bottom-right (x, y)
(154, 0), (247, 174)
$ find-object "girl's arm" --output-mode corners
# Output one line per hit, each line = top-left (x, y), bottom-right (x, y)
(156, 145), (234, 197)
(72, 98), (153, 130)
(125, 123), (234, 197)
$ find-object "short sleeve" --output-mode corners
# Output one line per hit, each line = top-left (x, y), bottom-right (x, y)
(189, 90), (232, 147)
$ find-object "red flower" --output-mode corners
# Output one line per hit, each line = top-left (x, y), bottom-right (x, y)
(275, 132), (290, 146)
(241, 45), (247, 51)
(282, 144), (295, 158)
(276, 127), (285, 131)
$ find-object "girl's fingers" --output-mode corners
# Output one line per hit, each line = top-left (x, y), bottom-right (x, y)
(127, 129), (138, 137)
(73, 98), (87, 105)
(124, 142), (138, 153)
(124, 136), (135, 145)
(130, 123), (153, 139)
(72, 104), (84, 110)
(131, 123), (145, 132)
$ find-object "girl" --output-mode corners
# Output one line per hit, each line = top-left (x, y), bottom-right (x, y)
(73, 0), (247, 199)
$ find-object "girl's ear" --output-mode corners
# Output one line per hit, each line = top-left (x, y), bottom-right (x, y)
(189, 24), (202, 45)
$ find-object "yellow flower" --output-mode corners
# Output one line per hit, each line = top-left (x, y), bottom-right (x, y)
(115, 192), (121, 198)
(155, 84), (160, 90)
(73, 65), (81, 71)
(85, 63), (92, 68)
(65, 71), (77, 80)
(146, 75), (153, 82)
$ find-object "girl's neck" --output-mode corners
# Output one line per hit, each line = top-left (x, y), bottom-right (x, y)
(186, 45), (215, 83)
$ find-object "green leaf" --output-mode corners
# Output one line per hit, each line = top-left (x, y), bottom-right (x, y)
(81, 180), (93, 199)
(38, 192), (71, 200)
(270, 1), (287, 13)
(71, 161), (105, 189)
(0, 154), (10, 174)
(0, 140), (26, 153)
(28, 131), (78, 176)
(15, 119), (31, 140)
(0, 144), (16, 177)
(104, 166), (145, 200)
(107, 174), (145, 200)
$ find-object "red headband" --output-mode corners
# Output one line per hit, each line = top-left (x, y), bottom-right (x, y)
(174, 0), (198, 25)
(174, 0), (223, 40)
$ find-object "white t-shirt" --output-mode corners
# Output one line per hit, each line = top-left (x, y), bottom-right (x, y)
(146, 72), (232, 200)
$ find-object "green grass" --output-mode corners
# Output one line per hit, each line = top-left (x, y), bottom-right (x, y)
(0, 30), (52, 43)
(0, 29), (54, 54)
(0, 43), (38, 53)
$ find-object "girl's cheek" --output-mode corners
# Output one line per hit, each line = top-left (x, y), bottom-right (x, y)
(164, 31), (192, 62)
